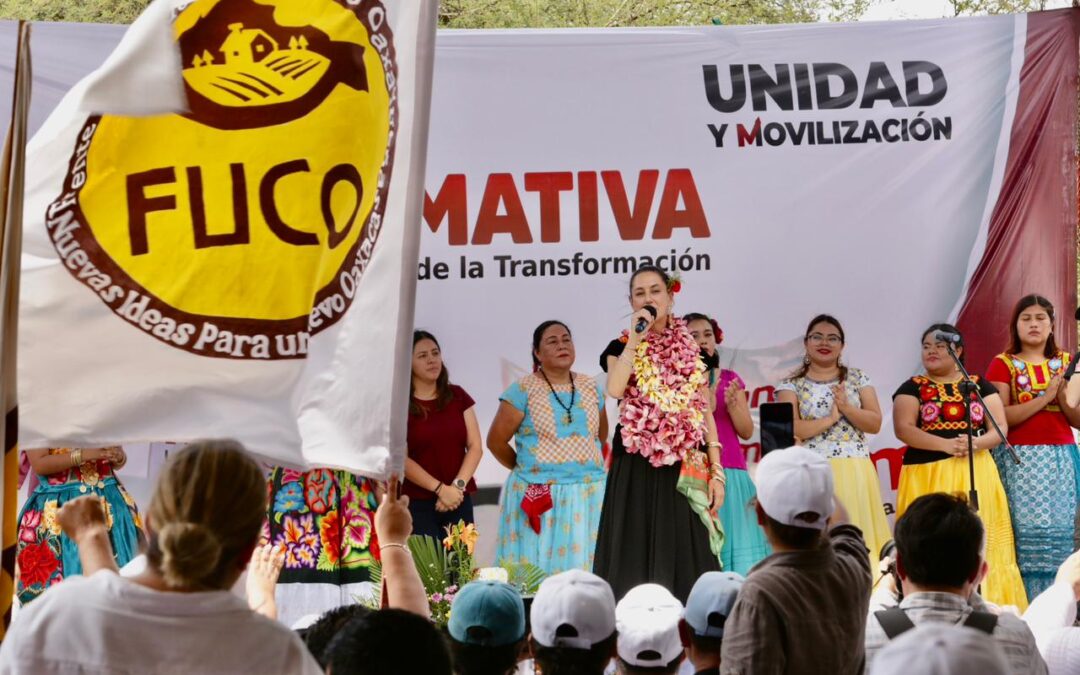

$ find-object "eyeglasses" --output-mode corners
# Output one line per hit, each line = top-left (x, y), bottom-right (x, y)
(807, 333), (842, 345)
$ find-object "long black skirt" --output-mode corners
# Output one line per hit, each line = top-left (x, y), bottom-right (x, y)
(592, 429), (721, 603)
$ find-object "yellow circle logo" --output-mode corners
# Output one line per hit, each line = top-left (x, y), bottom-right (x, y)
(46, 0), (397, 359)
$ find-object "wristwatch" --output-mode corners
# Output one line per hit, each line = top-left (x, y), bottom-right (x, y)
(453, 478), (467, 490)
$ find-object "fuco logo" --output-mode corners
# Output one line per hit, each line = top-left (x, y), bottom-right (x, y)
(46, 0), (398, 359)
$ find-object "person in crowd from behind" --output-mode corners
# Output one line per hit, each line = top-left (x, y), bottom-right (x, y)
(488, 321), (607, 575)
(406, 329), (483, 538)
(0, 439), (323, 674)
(685, 313), (770, 575)
(324, 608), (453, 675)
(720, 446), (870, 675)
(1022, 549), (1080, 675)
(595, 267), (724, 603)
(614, 584), (686, 675)
(869, 624), (1011, 675)
(986, 295), (1080, 600)
(300, 604), (371, 669)
(529, 569), (618, 675)
(15, 445), (142, 603)
(447, 580), (527, 675)
(892, 323), (1027, 609)
(679, 571), (744, 675)
(863, 492), (1046, 674)
(775, 314), (892, 571)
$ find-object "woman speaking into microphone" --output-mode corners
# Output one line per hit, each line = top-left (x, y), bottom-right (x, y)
(593, 266), (724, 602)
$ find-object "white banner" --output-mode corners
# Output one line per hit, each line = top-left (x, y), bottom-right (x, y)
(416, 15), (1027, 512)
(18, 0), (439, 477)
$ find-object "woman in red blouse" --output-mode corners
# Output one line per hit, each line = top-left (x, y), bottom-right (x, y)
(986, 294), (1080, 600)
(405, 330), (483, 539)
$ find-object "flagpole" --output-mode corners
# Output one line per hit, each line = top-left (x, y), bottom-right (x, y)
(0, 20), (32, 637)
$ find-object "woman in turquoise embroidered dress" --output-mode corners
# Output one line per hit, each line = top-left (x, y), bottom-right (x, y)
(16, 446), (143, 604)
(487, 320), (608, 575)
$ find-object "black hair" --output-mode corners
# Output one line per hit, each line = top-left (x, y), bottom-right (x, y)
(449, 637), (525, 675)
(922, 323), (965, 365)
(325, 609), (453, 675)
(411, 330), (453, 416)
(301, 604), (372, 668)
(1007, 294), (1059, 359)
(758, 506), (822, 550)
(530, 632), (617, 675)
(688, 633), (723, 654)
(894, 493), (983, 589)
(789, 314), (848, 382)
(532, 320), (572, 370)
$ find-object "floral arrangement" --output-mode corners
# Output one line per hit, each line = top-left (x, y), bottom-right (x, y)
(620, 317), (709, 466)
(365, 520), (546, 627)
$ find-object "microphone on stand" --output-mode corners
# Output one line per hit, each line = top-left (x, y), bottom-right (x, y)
(635, 305), (658, 334)
(932, 329), (962, 344)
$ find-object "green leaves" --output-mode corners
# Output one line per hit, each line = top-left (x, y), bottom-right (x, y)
(499, 559), (547, 596)
(407, 533), (452, 596)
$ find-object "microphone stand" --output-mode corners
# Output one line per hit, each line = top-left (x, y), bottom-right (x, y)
(943, 343), (1021, 512)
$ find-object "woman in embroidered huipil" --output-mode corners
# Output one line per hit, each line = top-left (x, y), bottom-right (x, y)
(487, 320), (607, 575)
(986, 295), (1080, 600)
(593, 266), (725, 603)
(16, 446), (143, 603)
(685, 312), (770, 576)
(893, 322), (1027, 610)
(776, 314), (892, 570)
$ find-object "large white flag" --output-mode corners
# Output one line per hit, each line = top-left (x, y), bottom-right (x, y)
(17, 0), (438, 477)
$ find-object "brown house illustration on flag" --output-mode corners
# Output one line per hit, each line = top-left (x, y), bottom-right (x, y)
(221, 23), (277, 64)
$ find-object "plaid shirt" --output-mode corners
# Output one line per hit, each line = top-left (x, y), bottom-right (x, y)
(864, 591), (1048, 675)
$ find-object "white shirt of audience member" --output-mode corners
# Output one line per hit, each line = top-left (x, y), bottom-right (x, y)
(0, 570), (322, 675)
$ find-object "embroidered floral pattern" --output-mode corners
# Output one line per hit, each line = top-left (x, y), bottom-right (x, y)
(910, 375), (989, 433)
(17, 542), (59, 588)
(267, 468), (378, 582)
(278, 513), (321, 569)
(16, 452), (143, 604)
(619, 319), (709, 467)
(1000, 353), (1070, 412)
(273, 481), (306, 515)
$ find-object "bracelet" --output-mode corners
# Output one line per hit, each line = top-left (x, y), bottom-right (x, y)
(381, 542), (410, 554)
(433, 482), (443, 495)
(69, 449), (83, 467)
(709, 467), (726, 484)
(706, 441), (722, 449)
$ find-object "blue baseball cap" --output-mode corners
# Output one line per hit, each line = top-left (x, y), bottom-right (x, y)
(448, 581), (526, 647)
(684, 572), (744, 638)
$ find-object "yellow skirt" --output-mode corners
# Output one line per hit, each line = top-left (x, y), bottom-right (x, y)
(830, 457), (892, 573)
(896, 451), (1028, 611)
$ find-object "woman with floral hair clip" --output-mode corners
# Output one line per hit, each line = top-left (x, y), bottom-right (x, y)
(593, 266), (723, 602)
(684, 311), (770, 575)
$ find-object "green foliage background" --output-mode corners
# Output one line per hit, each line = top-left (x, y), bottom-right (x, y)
(0, 0), (1055, 26)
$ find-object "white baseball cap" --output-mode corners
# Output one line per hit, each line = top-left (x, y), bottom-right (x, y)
(870, 624), (1009, 675)
(684, 572), (744, 638)
(615, 584), (684, 668)
(530, 569), (616, 650)
(755, 445), (834, 530)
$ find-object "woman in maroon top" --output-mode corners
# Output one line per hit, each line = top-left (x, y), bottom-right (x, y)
(405, 330), (483, 539)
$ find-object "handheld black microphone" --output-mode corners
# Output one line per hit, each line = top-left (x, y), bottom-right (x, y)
(635, 305), (658, 334)
(932, 330), (962, 344)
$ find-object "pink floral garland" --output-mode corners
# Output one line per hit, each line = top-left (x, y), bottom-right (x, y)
(619, 319), (709, 467)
